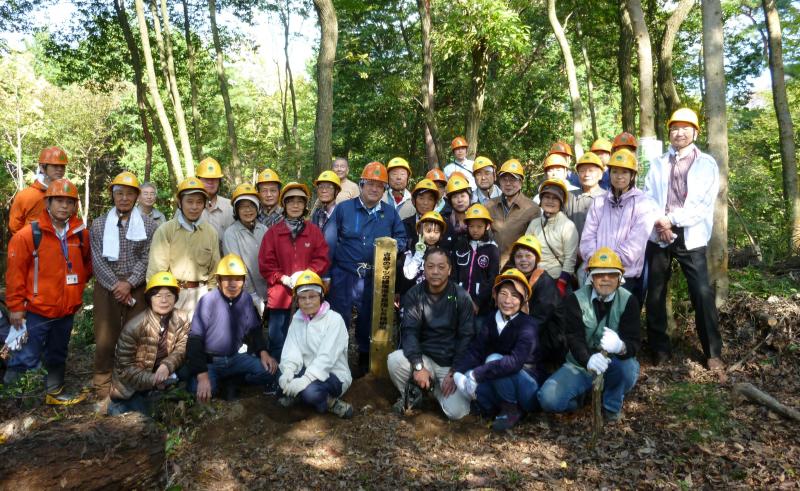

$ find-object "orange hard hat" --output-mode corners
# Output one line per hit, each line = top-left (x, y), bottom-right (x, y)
(450, 136), (468, 151)
(548, 141), (574, 158)
(425, 168), (447, 185)
(612, 132), (638, 151)
(39, 146), (69, 166)
(45, 178), (79, 200)
(361, 161), (389, 184)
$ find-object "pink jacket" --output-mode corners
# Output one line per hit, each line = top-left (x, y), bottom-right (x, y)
(580, 188), (658, 278)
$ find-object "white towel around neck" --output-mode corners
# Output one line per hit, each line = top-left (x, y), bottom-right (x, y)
(102, 206), (148, 261)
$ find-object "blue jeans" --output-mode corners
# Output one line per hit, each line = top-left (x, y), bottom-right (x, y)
(287, 369), (344, 413)
(188, 353), (276, 396)
(328, 265), (373, 354)
(7, 312), (73, 372)
(268, 309), (292, 361)
(537, 357), (639, 415)
(108, 391), (153, 416)
(475, 353), (540, 414)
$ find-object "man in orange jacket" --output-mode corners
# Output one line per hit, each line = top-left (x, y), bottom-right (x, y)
(4, 179), (92, 405)
(8, 146), (69, 235)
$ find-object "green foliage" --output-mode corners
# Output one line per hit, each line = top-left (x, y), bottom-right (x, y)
(664, 382), (734, 442)
(728, 267), (800, 298)
(0, 366), (47, 409)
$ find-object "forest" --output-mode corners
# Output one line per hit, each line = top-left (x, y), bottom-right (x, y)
(1, 0), (799, 488)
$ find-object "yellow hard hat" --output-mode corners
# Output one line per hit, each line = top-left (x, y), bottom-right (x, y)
(196, 157), (224, 178)
(145, 271), (180, 293)
(412, 178), (441, 201)
(607, 149), (638, 173)
(511, 235), (542, 261)
(493, 268), (532, 301)
(587, 246), (625, 274)
(257, 168), (282, 187)
(215, 253), (248, 276)
(667, 107), (700, 132)
(543, 153), (570, 170)
(498, 159), (524, 179)
(232, 183), (260, 205)
(176, 177), (208, 199)
(473, 156), (495, 173)
(314, 170), (341, 190)
(293, 269), (326, 295)
(416, 210), (447, 233)
(280, 182), (311, 206)
(590, 138), (613, 154)
(387, 157), (412, 176)
(446, 174), (471, 196)
(538, 178), (570, 205)
(464, 203), (492, 223)
(109, 171), (141, 193)
(576, 152), (605, 171)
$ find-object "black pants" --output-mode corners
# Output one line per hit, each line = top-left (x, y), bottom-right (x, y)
(645, 229), (722, 359)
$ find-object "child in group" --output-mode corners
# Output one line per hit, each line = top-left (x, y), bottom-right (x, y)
(441, 173), (473, 252)
(451, 204), (500, 329)
(402, 211), (447, 286)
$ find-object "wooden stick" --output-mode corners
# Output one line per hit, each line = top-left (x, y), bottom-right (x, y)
(732, 382), (800, 422)
(589, 350), (609, 448)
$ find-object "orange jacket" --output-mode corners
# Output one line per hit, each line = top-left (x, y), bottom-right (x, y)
(9, 180), (47, 235)
(6, 211), (92, 318)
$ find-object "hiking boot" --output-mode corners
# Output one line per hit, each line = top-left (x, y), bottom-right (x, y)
(491, 402), (522, 432)
(328, 397), (354, 419)
(278, 395), (296, 408)
(393, 383), (424, 415)
(706, 357), (725, 371)
(45, 386), (88, 406)
(602, 408), (624, 423)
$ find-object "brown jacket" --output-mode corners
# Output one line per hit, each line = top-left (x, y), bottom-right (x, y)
(110, 308), (190, 400)
(487, 193), (541, 265)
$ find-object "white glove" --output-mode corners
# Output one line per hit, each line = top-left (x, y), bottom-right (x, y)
(284, 375), (313, 397)
(587, 353), (610, 374)
(5, 323), (28, 352)
(281, 275), (292, 287)
(278, 371), (295, 392)
(600, 327), (625, 355)
(289, 271), (303, 288)
(453, 370), (478, 400)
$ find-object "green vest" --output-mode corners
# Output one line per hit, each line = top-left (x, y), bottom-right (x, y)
(566, 285), (631, 371)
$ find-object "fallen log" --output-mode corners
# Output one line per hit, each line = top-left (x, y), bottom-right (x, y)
(755, 312), (778, 329)
(0, 412), (165, 490)
(732, 382), (800, 422)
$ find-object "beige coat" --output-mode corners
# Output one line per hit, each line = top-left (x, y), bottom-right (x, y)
(486, 193), (541, 265)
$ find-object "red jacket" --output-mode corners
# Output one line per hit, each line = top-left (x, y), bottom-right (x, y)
(9, 180), (47, 235)
(6, 211), (92, 318)
(258, 220), (330, 309)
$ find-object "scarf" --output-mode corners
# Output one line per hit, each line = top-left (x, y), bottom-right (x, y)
(285, 217), (305, 240)
(102, 206), (148, 262)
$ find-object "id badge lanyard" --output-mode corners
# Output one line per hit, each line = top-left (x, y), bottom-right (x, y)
(59, 231), (76, 280)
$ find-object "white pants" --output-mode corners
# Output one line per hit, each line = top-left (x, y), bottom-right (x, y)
(387, 350), (471, 420)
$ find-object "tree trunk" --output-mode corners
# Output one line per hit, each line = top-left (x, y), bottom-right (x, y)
(159, 0), (194, 176)
(418, 0), (444, 168)
(658, 0), (694, 119)
(182, 0), (202, 159)
(148, 0), (170, 94)
(578, 22), (598, 142)
(14, 105), (23, 190)
(313, 0), (338, 176)
(83, 162), (91, 225)
(0, 413), (165, 489)
(282, 0), (300, 159)
(134, 0), (184, 182)
(702, 0), (729, 305)
(618, 0), (636, 133)
(548, 0), (584, 156)
(465, 39), (489, 159)
(626, 0), (656, 138)
(208, 0), (242, 182)
(763, 0), (800, 253)
(113, 0), (154, 182)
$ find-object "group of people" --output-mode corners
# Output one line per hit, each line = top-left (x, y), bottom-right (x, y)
(2, 107), (723, 431)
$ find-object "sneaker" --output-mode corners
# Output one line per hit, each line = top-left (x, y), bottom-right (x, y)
(393, 384), (424, 415)
(328, 397), (354, 419)
(278, 395), (296, 408)
(491, 403), (522, 432)
(602, 409), (624, 423)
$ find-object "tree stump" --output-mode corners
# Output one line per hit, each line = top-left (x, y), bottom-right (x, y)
(0, 412), (165, 490)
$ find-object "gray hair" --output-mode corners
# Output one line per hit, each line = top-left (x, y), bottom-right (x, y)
(140, 181), (157, 192)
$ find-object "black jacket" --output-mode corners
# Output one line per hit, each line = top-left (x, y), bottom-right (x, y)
(401, 281), (475, 367)
(451, 240), (500, 316)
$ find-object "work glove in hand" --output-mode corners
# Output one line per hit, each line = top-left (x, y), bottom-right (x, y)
(5, 324), (28, 351)
(281, 275), (292, 288)
(453, 370), (478, 400)
(285, 375), (313, 397)
(587, 353), (610, 375)
(600, 327), (625, 354)
(415, 234), (426, 254)
(289, 271), (303, 288)
(278, 371), (295, 392)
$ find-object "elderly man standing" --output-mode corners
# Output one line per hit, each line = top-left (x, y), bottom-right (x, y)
(197, 157), (234, 238)
(256, 168), (284, 228)
(332, 157), (360, 204)
(9, 146), (69, 235)
(136, 181), (167, 227)
(383, 157), (415, 220)
(387, 248), (475, 420)
(486, 159), (540, 265)
(472, 156), (501, 205)
(90, 172), (157, 397)
(325, 161), (407, 377)
(644, 108), (723, 371)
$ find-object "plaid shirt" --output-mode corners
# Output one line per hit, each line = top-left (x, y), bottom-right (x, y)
(90, 210), (158, 291)
(257, 207), (284, 229)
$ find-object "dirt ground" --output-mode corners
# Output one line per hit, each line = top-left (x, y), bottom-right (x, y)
(1, 291), (799, 489)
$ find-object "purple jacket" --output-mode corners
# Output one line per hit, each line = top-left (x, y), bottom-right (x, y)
(580, 187), (658, 278)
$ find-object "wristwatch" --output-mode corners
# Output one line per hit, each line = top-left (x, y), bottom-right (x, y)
(413, 362), (424, 372)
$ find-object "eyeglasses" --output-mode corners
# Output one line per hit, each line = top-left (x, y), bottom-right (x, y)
(152, 293), (176, 301)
